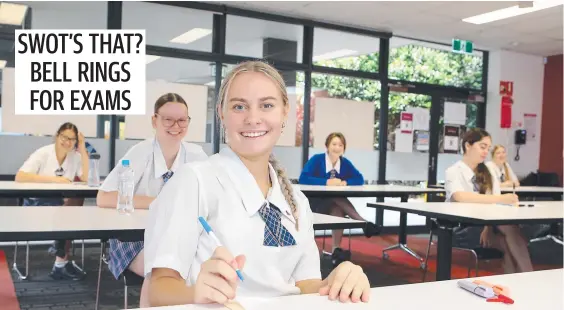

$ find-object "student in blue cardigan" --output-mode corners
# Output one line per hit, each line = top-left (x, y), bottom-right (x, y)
(299, 132), (380, 264)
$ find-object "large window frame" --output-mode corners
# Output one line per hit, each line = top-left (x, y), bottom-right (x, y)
(99, 2), (489, 180)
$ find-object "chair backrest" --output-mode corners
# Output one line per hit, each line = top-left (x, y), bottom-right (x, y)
(537, 171), (561, 187)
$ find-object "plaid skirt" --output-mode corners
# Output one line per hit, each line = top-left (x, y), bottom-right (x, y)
(108, 239), (144, 279)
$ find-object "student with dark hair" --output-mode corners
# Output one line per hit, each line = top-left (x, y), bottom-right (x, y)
(299, 132), (380, 264)
(15, 122), (89, 280)
(445, 128), (533, 274)
(97, 92), (207, 307)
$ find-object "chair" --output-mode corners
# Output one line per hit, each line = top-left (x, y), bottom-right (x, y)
(421, 219), (504, 282)
(95, 240), (144, 310)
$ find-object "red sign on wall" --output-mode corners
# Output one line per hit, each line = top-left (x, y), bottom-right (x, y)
(499, 81), (514, 96)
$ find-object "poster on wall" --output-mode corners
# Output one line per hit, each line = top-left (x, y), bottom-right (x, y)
(400, 112), (413, 134)
(524, 113), (537, 141)
(443, 125), (460, 154)
(406, 107), (430, 131)
(416, 131), (430, 152)
(394, 128), (413, 153)
(444, 102), (466, 125)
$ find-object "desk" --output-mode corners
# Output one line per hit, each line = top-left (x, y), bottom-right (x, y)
(367, 201), (563, 281)
(296, 184), (445, 264)
(429, 184), (563, 199)
(0, 181), (99, 198)
(129, 268), (562, 310)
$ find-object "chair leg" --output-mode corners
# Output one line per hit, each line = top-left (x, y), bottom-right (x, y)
(95, 242), (106, 310)
(124, 284), (128, 309)
(467, 251), (473, 277)
(473, 251), (479, 277)
(421, 230), (433, 282)
(12, 241), (30, 280)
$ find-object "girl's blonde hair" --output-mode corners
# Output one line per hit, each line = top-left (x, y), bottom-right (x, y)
(492, 145), (510, 181)
(217, 60), (300, 230)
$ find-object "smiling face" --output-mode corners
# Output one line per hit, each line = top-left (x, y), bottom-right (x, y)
(152, 101), (190, 143)
(464, 136), (492, 165)
(326, 136), (345, 160)
(220, 70), (288, 161)
(492, 146), (507, 165)
(57, 129), (77, 153)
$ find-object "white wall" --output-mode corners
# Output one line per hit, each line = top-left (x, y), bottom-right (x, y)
(486, 50), (545, 178)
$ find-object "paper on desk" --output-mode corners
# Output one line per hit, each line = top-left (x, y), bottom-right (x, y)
(236, 295), (372, 310)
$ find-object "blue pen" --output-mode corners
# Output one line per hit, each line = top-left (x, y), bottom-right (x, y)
(198, 216), (244, 281)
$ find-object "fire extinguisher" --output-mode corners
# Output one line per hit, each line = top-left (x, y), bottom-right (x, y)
(500, 95), (513, 128)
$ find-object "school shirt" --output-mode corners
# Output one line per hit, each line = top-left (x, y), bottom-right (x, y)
(19, 144), (83, 181)
(144, 147), (321, 298)
(99, 138), (208, 198)
(485, 161), (518, 184)
(299, 153), (364, 186)
(445, 160), (501, 202)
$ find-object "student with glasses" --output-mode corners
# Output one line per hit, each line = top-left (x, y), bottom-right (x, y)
(97, 92), (208, 307)
(15, 122), (89, 280)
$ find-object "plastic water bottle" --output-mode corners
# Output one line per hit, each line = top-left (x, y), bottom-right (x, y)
(117, 159), (135, 215)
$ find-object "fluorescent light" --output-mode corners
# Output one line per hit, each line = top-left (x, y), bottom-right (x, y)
(463, 0), (563, 24)
(313, 49), (357, 61)
(0, 2), (27, 25)
(170, 28), (212, 44)
(146, 55), (161, 64)
(0, 60), (6, 69)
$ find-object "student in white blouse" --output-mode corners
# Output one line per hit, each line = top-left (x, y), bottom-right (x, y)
(144, 61), (370, 307)
(486, 145), (520, 188)
(445, 128), (533, 274)
(97, 93), (207, 307)
(15, 122), (89, 281)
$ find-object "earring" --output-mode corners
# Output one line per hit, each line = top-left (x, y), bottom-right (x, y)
(282, 122), (286, 128)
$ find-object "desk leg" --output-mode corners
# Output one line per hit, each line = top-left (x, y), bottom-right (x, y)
(382, 196), (424, 267)
(435, 224), (453, 281)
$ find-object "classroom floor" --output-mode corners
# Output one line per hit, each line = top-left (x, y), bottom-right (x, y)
(1, 233), (562, 310)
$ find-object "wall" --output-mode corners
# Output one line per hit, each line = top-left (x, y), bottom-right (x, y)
(486, 50), (545, 178)
(539, 54), (563, 185)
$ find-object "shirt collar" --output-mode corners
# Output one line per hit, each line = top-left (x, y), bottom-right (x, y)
(325, 153), (341, 174)
(457, 160), (476, 183)
(218, 147), (295, 224)
(153, 139), (182, 179)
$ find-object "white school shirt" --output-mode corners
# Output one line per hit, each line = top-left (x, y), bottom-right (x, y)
(444, 160), (501, 202)
(144, 147), (321, 298)
(325, 153), (341, 173)
(99, 138), (208, 198)
(19, 144), (83, 180)
(485, 161), (518, 183)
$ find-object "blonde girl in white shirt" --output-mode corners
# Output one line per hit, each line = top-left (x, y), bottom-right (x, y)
(486, 145), (520, 188)
(97, 93), (207, 307)
(144, 61), (371, 307)
(445, 128), (533, 274)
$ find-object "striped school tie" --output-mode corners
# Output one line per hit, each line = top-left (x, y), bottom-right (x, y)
(471, 176), (480, 192)
(162, 171), (174, 183)
(258, 202), (296, 247)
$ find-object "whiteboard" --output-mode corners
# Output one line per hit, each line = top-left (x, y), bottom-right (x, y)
(1, 68), (98, 137)
(124, 80), (208, 142)
(313, 97), (374, 151)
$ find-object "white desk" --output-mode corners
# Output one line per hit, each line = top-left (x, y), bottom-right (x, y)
(0, 181), (99, 198)
(0, 206), (364, 242)
(367, 201), (563, 281)
(129, 269), (562, 310)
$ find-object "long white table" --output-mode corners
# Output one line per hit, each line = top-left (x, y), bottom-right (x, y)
(0, 206), (366, 242)
(129, 268), (562, 310)
(295, 184), (445, 263)
(430, 184), (563, 198)
(0, 181), (99, 198)
(367, 201), (563, 281)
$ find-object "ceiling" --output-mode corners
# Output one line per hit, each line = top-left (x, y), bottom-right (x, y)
(2, 1), (562, 87)
(220, 1), (563, 57)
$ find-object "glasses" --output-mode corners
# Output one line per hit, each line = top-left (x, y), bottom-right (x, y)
(59, 134), (77, 143)
(155, 113), (191, 128)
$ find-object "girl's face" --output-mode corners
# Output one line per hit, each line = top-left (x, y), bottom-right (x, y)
(327, 137), (345, 158)
(493, 147), (507, 164)
(57, 129), (77, 153)
(152, 102), (190, 143)
(221, 71), (288, 160)
(465, 136), (492, 165)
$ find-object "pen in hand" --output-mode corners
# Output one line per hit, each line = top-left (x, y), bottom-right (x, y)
(198, 217), (245, 281)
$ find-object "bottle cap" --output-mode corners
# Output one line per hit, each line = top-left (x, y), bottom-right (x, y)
(122, 159), (130, 166)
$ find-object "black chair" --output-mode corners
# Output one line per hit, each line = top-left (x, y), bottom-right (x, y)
(421, 219), (504, 282)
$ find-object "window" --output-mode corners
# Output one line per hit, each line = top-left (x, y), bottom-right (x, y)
(389, 37), (483, 89)
(387, 92), (431, 153)
(313, 28), (380, 73)
(29, 2), (107, 29)
(122, 2), (214, 52)
(226, 15), (303, 63)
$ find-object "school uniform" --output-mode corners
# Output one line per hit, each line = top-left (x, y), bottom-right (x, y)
(144, 147), (321, 298)
(485, 161), (518, 184)
(99, 138), (207, 279)
(299, 153), (364, 214)
(445, 160), (500, 249)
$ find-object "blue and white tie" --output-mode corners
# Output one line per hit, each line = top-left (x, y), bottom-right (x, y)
(258, 202), (296, 247)
(162, 171), (174, 183)
(329, 169), (337, 179)
(471, 176), (480, 192)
